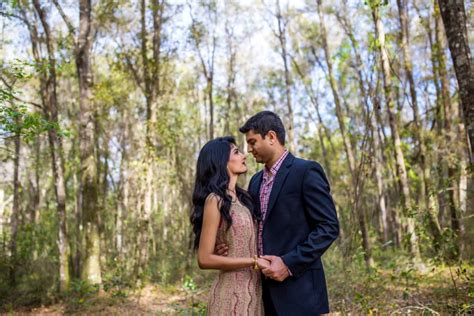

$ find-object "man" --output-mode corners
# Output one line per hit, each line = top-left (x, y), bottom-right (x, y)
(231, 111), (339, 315)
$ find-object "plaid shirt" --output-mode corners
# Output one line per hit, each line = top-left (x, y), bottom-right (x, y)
(257, 150), (289, 255)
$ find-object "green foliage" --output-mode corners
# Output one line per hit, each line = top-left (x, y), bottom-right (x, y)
(102, 264), (132, 298)
(0, 60), (69, 141)
(182, 275), (206, 316)
(69, 279), (100, 303)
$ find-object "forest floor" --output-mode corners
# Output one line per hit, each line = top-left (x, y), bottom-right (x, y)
(2, 263), (472, 315)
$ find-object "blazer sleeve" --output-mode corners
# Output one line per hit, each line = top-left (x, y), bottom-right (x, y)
(281, 161), (339, 277)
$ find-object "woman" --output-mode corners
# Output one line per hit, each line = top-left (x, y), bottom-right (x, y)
(190, 136), (268, 315)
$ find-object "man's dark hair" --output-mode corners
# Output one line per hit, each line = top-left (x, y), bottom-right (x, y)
(239, 111), (286, 145)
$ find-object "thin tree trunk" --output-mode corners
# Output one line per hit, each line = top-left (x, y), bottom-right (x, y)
(290, 55), (333, 179)
(371, 1), (421, 261)
(434, 2), (459, 256)
(414, 2), (446, 250)
(317, 0), (372, 267)
(9, 123), (21, 286)
(433, 4), (450, 229)
(458, 142), (468, 258)
(396, 0), (443, 250)
(224, 18), (236, 136)
(0, 189), (5, 250)
(32, 0), (71, 291)
(275, 0), (295, 151)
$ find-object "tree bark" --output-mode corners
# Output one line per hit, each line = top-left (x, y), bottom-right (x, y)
(371, 1), (421, 261)
(189, 1), (217, 140)
(275, 0), (295, 151)
(438, 0), (474, 163)
(9, 120), (21, 286)
(76, 0), (102, 285)
(318, 0), (372, 267)
(396, 0), (443, 251)
(32, 0), (71, 292)
(335, 7), (389, 244)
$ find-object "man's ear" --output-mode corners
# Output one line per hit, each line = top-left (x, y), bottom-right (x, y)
(267, 130), (278, 144)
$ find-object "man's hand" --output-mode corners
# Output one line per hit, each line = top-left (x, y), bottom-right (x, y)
(260, 255), (290, 282)
(257, 257), (271, 270)
(214, 243), (229, 256)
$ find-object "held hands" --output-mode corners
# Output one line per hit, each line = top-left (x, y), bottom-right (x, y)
(260, 255), (290, 282)
(214, 244), (280, 277)
(256, 257), (271, 270)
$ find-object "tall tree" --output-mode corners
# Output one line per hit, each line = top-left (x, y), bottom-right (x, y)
(396, 0), (442, 251)
(9, 115), (20, 286)
(53, 0), (102, 284)
(370, 0), (421, 261)
(30, 0), (71, 291)
(334, 4), (390, 244)
(272, 0), (295, 151)
(437, 0), (474, 163)
(188, 0), (217, 140)
(316, 0), (372, 267)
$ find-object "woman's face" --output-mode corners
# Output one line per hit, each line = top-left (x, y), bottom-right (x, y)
(227, 144), (247, 175)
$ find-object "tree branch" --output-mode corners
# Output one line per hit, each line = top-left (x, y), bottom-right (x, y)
(52, 0), (76, 45)
(0, 76), (44, 110)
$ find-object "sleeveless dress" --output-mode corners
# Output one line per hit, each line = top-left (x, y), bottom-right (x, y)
(206, 199), (263, 316)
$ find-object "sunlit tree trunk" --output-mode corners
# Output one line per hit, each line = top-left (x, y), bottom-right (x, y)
(189, 1), (217, 139)
(317, 0), (372, 267)
(371, 0), (421, 261)
(31, 0), (71, 292)
(275, 0), (295, 152)
(396, 0), (442, 251)
(438, 0), (473, 258)
(438, 0), (474, 162)
(335, 7), (389, 244)
(9, 119), (21, 286)
(75, 0), (102, 285)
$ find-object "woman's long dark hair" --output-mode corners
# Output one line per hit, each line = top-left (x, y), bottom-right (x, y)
(190, 136), (258, 249)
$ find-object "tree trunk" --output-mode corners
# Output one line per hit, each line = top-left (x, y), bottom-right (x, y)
(32, 0), (71, 291)
(76, 0), (101, 285)
(318, 0), (372, 267)
(438, 0), (473, 259)
(396, 0), (443, 251)
(438, 0), (474, 162)
(276, 0), (295, 152)
(371, 1), (421, 261)
(9, 123), (21, 286)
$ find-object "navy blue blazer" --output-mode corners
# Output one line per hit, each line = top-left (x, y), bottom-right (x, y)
(248, 153), (339, 315)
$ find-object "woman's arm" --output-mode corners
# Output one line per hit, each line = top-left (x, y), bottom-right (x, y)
(197, 194), (266, 271)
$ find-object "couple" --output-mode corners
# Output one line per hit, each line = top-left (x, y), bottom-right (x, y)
(190, 111), (339, 315)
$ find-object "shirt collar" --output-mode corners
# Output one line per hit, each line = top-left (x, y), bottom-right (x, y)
(263, 150), (289, 180)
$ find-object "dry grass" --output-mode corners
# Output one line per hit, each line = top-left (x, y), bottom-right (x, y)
(2, 263), (472, 315)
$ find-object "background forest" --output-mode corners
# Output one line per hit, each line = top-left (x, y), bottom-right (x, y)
(0, 0), (473, 314)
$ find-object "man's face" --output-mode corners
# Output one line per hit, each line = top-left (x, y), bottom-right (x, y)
(245, 130), (273, 164)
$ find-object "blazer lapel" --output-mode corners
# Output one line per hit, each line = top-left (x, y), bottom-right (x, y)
(265, 153), (294, 219)
(249, 171), (263, 201)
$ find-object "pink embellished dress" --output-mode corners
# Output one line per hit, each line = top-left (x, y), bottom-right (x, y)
(206, 200), (263, 315)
